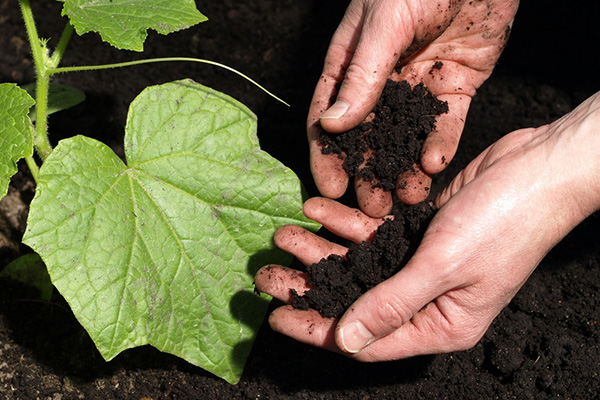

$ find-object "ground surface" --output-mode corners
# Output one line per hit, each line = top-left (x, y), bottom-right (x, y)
(1, 0), (599, 399)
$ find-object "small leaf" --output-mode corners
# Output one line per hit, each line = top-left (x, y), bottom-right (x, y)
(0, 254), (53, 302)
(0, 83), (35, 198)
(24, 80), (320, 384)
(22, 82), (86, 121)
(61, 0), (208, 51)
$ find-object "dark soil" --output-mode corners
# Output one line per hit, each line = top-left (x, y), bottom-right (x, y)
(1, 0), (599, 399)
(320, 80), (448, 191)
(291, 202), (436, 318)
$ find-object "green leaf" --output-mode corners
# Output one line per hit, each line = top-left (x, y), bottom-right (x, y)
(23, 80), (319, 384)
(0, 254), (53, 302)
(61, 0), (208, 51)
(0, 83), (35, 198)
(22, 82), (86, 121)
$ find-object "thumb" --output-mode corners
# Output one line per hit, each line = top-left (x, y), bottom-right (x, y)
(335, 248), (447, 353)
(319, 4), (416, 133)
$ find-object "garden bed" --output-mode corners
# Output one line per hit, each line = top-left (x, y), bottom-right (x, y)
(1, 0), (599, 398)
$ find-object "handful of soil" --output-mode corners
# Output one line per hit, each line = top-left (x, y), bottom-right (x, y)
(291, 202), (436, 319)
(293, 80), (446, 318)
(320, 80), (448, 191)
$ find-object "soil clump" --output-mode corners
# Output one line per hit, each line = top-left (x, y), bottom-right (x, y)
(320, 79), (448, 191)
(291, 202), (435, 318)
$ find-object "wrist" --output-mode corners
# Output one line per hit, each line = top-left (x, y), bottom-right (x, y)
(547, 91), (600, 224)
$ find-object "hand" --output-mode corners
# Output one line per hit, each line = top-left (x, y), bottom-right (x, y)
(258, 92), (600, 360)
(309, 0), (519, 217)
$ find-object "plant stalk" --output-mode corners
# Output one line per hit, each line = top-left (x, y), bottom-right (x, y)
(33, 76), (52, 160)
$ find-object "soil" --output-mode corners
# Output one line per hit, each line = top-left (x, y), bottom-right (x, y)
(291, 202), (436, 318)
(1, 0), (599, 399)
(319, 80), (448, 191)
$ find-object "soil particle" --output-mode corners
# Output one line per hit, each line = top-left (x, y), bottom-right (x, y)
(429, 60), (444, 74)
(320, 80), (448, 191)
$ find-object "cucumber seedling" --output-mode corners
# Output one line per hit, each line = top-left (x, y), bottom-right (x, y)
(0, 0), (317, 384)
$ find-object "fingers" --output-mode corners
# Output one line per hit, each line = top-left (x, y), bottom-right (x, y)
(256, 197), (388, 311)
(308, 124), (349, 199)
(262, 288), (486, 360)
(255, 265), (311, 302)
(306, 2), (365, 198)
(307, 1), (396, 199)
(393, 90), (473, 205)
(396, 164), (432, 205)
(355, 177), (393, 218)
(312, 68), (475, 209)
(394, 89), (475, 206)
(315, 2), (415, 134)
(309, 21), (471, 206)
(254, 266), (340, 352)
(275, 197), (386, 261)
(273, 225), (348, 267)
(269, 306), (340, 352)
(420, 93), (472, 175)
(303, 197), (386, 242)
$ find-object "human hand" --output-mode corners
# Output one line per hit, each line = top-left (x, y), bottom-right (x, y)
(309, 0), (519, 217)
(259, 92), (600, 360)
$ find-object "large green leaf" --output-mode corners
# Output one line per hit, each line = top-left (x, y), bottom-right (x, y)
(24, 80), (319, 384)
(0, 83), (35, 198)
(60, 0), (208, 51)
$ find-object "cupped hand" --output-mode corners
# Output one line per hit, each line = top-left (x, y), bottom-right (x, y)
(259, 92), (600, 360)
(309, 0), (519, 217)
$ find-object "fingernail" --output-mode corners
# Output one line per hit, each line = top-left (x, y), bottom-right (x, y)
(339, 320), (373, 353)
(321, 99), (349, 120)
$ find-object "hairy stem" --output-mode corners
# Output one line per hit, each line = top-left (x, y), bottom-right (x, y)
(47, 57), (290, 106)
(19, 0), (52, 160)
(49, 23), (74, 68)
(33, 76), (52, 160)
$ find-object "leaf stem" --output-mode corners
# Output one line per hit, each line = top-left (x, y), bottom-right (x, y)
(47, 57), (290, 106)
(18, 0), (53, 161)
(24, 155), (39, 183)
(49, 23), (74, 68)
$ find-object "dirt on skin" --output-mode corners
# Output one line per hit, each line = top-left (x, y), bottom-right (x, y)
(320, 79), (448, 191)
(1, 0), (599, 399)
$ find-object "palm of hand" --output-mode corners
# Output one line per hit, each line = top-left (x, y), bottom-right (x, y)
(309, 0), (519, 215)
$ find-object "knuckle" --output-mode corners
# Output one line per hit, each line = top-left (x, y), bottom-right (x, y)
(344, 62), (378, 89)
(371, 290), (413, 330)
